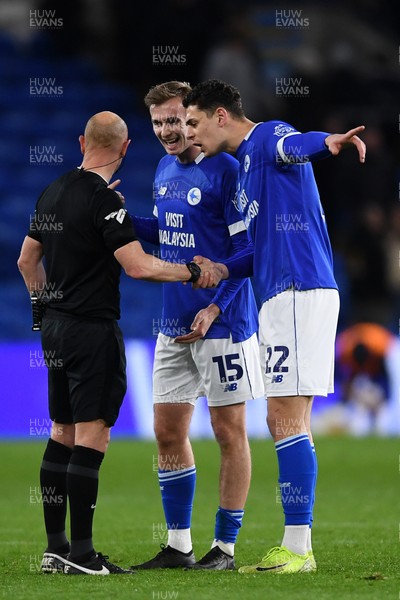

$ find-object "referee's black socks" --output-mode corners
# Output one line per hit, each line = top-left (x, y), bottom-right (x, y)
(67, 445), (104, 561)
(40, 438), (72, 554)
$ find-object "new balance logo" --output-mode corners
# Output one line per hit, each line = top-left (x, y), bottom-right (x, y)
(271, 375), (284, 383)
(223, 383), (238, 392)
(104, 208), (126, 224)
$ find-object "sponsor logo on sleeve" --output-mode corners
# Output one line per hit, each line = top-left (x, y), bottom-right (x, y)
(273, 124), (296, 137)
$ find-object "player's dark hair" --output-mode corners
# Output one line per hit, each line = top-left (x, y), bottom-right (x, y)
(144, 81), (192, 108)
(182, 79), (245, 119)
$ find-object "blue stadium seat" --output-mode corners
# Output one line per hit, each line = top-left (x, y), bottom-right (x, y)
(2, 32), (164, 339)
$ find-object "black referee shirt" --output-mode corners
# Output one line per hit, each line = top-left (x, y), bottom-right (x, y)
(28, 168), (137, 319)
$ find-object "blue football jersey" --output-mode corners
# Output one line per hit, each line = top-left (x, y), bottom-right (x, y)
(235, 121), (338, 304)
(153, 152), (258, 342)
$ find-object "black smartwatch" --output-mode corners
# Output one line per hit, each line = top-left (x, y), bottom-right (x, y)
(186, 261), (201, 283)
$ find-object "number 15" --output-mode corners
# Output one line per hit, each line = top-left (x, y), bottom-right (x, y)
(212, 353), (244, 383)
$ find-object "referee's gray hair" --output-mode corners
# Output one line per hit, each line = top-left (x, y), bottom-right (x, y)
(144, 81), (192, 108)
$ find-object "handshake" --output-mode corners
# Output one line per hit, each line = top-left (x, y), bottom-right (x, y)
(190, 256), (229, 289)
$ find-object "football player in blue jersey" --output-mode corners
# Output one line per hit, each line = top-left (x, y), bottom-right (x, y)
(130, 81), (264, 571)
(183, 79), (366, 574)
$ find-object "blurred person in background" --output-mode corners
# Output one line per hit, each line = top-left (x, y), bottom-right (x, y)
(200, 8), (273, 122)
(335, 322), (400, 436)
(345, 203), (389, 324)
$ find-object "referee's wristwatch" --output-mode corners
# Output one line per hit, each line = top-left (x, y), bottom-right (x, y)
(186, 261), (201, 283)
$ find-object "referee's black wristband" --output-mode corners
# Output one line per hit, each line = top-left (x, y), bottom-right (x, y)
(186, 261), (201, 283)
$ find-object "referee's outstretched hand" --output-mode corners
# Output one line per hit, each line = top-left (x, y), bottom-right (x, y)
(325, 125), (366, 163)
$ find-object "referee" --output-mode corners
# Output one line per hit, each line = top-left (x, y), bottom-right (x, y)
(17, 111), (220, 576)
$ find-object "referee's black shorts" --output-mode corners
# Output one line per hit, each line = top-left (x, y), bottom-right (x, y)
(41, 313), (127, 426)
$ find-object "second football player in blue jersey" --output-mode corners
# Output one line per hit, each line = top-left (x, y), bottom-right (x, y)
(130, 82), (264, 571)
(183, 79), (366, 574)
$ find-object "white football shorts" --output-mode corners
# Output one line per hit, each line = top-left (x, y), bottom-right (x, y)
(259, 288), (340, 397)
(153, 332), (264, 407)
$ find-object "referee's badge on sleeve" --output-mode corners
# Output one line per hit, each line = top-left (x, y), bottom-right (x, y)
(104, 208), (127, 224)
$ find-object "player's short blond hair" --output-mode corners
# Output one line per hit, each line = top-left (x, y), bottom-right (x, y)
(144, 81), (192, 109)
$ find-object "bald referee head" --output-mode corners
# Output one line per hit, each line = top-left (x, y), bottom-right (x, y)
(79, 111), (131, 176)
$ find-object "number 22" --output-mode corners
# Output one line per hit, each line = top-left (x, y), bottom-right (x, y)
(265, 345), (289, 373)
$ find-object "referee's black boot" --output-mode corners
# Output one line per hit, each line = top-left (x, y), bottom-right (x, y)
(131, 544), (195, 569)
(41, 549), (70, 573)
(63, 551), (133, 575)
(187, 546), (235, 570)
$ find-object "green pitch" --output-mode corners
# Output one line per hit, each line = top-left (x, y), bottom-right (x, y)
(0, 437), (397, 599)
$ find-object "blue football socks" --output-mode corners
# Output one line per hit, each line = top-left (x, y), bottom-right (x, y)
(158, 465), (196, 553)
(276, 433), (315, 526)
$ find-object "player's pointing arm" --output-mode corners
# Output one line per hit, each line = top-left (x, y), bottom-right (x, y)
(324, 125), (366, 162)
